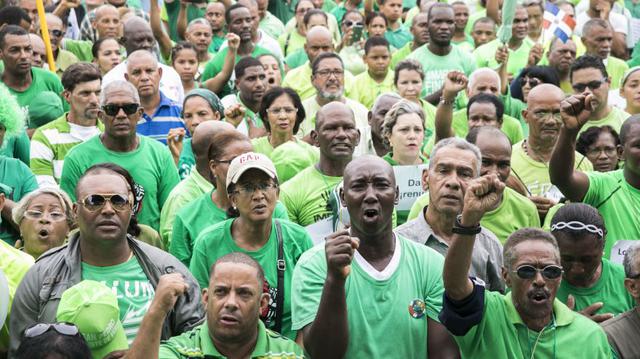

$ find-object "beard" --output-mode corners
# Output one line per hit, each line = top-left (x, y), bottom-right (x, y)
(319, 88), (344, 101)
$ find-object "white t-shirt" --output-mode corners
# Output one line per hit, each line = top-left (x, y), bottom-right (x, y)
(102, 61), (185, 104)
(575, 11), (629, 36)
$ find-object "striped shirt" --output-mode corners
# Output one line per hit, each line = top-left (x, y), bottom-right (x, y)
(137, 91), (187, 145)
(30, 114), (102, 187)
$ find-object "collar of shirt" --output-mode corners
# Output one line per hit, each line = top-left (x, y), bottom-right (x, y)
(198, 320), (272, 357)
(142, 91), (174, 121)
(504, 292), (575, 328)
(190, 169), (212, 193)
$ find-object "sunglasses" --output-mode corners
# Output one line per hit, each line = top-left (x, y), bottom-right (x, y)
(49, 29), (64, 38)
(24, 323), (79, 338)
(102, 103), (139, 116)
(522, 77), (540, 87)
(572, 78), (606, 92)
(512, 265), (563, 280)
(80, 194), (132, 212)
(344, 20), (364, 27)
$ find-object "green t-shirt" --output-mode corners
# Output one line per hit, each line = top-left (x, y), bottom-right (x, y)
(3, 67), (65, 115)
(556, 258), (635, 316)
(208, 34), (226, 54)
(82, 256), (155, 343)
(62, 39), (94, 62)
(159, 320), (304, 359)
(606, 56), (629, 90)
(453, 291), (612, 359)
(584, 169), (640, 259)
(406, 44), (477, 96)
(510, 140), (592, 200)
(407, 187), (540, 244)
(200, 46), (273, 98)
(579, 107), (630, 134)
(348, 69), (395, 109)
(190, 218), (313, 340)
(501, 93), (528, 134)
(0, 130), (30, 165)
(473, 38), (534, 76)
(60, 135), (180, 231)
(291, 235), (445, 358)
(284, 48), (308, 70)
(164, 0), (206, 42)
(278, 30), (306, 58)
(391, 42), (414, 68)
(465, 8), (487, 36)
(170, 190), (290, 267)
(384, 26), (412, 49)
(280, 166), (343, 226)
(251, 137), (319, 181)
(260, 12), (286, 41)
(177, 138), (195, 180)
(0, 157), (38, 245)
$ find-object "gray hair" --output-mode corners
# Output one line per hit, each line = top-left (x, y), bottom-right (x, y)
(12, 187), (74, 227)
(429, 137), (482, 175)
(371, 92), (403, 113)
(503, 228), (560, 270)
(187, 18), (212, 33)
(623, 243), (640, 278)
(381, 100), (425, 147)
(100, 80), (140, 106)
(468, 68), (501, 92)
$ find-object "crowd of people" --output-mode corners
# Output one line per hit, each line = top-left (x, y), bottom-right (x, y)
(0, 0), (639, 357)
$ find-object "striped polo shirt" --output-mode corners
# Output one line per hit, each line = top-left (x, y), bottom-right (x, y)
(30, 114), (103, 187)
(137, 91), (187, 144)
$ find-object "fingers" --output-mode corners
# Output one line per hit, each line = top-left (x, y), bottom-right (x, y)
(582, 302), (605, 315)
(590, 313), (614, 323)
(325, 231), (358, 278)
(567, 294), (575, 310)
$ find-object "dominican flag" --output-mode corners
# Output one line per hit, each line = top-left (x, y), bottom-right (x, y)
(543, 2), (576, 43)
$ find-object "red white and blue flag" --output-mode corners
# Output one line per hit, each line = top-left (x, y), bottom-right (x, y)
(543, 2), (576, 43)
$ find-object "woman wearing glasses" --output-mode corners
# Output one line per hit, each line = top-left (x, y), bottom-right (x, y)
(189, 152), (313, 341)
(576, 125), (621, 172)
(336, 10), (367, 75)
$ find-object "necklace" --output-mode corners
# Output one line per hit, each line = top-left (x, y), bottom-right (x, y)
(522, 139), (550, 166)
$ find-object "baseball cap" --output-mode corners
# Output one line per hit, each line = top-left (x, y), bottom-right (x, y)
(226, 152), (278, 191)
(28, 91), (64, 128)
(56, 280), (128, 359)
(270, 142), (318, 182)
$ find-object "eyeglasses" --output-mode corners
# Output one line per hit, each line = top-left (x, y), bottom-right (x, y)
(296, 7), (311, 14)
(48, 29), (64, 38)
(572, 78), (606, 92)
(102, 103), (139, 116)
(522, 77), (541, 88)
(234, 182), (278, 195)
(532, 110), (562, 121)
(315, 69), (344, 78)
(24, 209), (67, 222)
(512, 265), (564, 280)
(586, 146), (617, 157)
(343, 20), (364, 27)
(267, 107), (297, 115)
(24, 323), (79, 338)
(79, 194), (132, 212)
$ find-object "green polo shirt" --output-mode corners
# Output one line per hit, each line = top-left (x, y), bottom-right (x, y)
(451, 291), (612, 358)
(348, 69), (395, 109)
(159, 320), (304, 358)
(473, 38), (534, 76)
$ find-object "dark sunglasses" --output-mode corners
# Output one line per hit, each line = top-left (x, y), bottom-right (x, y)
(522, 77), (541, 87)
(572, 79), (606, 92)
(102, 103), (139, 116)
(24, 323), (79, 338)
(512, 265), (563, 280)
(80, 194), (132, 212)
(49, 29), (64, 38)
(344, 20), (364, 27)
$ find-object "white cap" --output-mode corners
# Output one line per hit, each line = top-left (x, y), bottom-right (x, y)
(226, 152), (278, 191)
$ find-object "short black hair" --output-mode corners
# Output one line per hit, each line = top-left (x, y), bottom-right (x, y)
(466, 93), (504, 123)
(570, 54), (608, 82)
(311, 52), (343, 75)
(365, 11), (386, 27)
(170, 41), (198, 65)
(16, 326), (92, 359)
(620, 115), (640, 145)
(0, 6), (30, 28)
(91, 37), (118, 59)
(576, 125), (620, 157)
(235, 56), (263, 80)
(303, 9), (327, 26)
(521, 66), (560, 87)
(225, 3), (248, 26)
(209, 252), (266, 287)
(428, 2), (454, 19)
(61, 63), (102, 92)
(0, 24), (28, 49)
(550, 203), (606, 247)
(472, 16), (496, 29)
(364, 35), (389, 54)
(259, 86), (306, 135)
(394, 59), (424, 85)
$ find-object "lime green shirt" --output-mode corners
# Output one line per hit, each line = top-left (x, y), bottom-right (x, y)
(348, 69), (395, 109)
(284, 48), (308, 70)
(556, 258), (635, 316)
(82, 257), (154, 343)
(391, 42), (414, 68)
(159, 320), (304, 358)
(62, 39), (94, 62)
(406, 44), (477, 95)
(260, 12), (286, 41)
(280, 165), (343, 226)
(0, 240), (33, 350)
(251, 137), (320, 181)
(580, 107), (630, 134)
(278, 30), (306, 57)
(170, 190), (290, 267)
(606, 56), (629, 90)
(407, 187), (540, 244)
(452, 291), (613, 359)
(177, 138), (195, 180)
(510, 140), (592, 200)
(473, 38), (534, 76)
(465, 9), (487, 36)
(190, 218), (313, 339)
(584, 169), (640, 259)
(291, 235), (445, 358)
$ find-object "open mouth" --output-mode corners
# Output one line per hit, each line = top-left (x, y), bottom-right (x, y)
(363, 208), (379, 219)
(38, 228), (50, 238)
(529, 290), (549, 304)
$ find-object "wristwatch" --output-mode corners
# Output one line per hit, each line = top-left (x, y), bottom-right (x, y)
(452, 214), (481, 235)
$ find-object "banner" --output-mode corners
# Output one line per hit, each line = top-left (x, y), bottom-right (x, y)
(393, 165), (428, 212)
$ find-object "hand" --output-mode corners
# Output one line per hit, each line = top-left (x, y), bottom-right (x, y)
(596, 0), (611, 19)
(529, 195), (556, 218)
(567, 295), (614, 323)
(59, 0), (81, 9)
(224, 104), (246, 127)
(527, 43), (543, 67)
(14, 239), (22, 249)
(151, 273), (189, 314)
(325, 229), (360, 280)
(226, 33), (241, 52)
(495, 45), (509, 65)
(442, 71), (468, 101)
(560, 93), (595, 131)
(461, 174), (505, 226)
(340, 27), (354, 48)
(167, 127), (186, 159)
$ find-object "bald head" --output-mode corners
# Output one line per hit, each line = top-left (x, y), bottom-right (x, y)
(316, 101), (354, 129)
(122, 17), (155, 54)
(95, 4), (118, 20)
(126, 50), (158, 72)
(192, 121), (236, 158)
(306, 25), (332, 42)
(344, 155), (395, 186)
(468, 68), (501, 97)
(527, 83), (564, 106)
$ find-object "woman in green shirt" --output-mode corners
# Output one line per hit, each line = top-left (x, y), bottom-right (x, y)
(381, 100), (428, 166)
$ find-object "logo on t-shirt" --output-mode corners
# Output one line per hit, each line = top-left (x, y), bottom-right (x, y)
(262, 281), (279, 328)
(408, 299), (426, 319)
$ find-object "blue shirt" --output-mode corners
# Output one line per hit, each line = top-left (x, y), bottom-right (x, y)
(137, 91), (187, 144)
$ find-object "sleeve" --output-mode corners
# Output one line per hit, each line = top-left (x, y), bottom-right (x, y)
(200, 50), (225, 82)
(165, 254), (205, 336)
(30, 130), (55, 185)
(278, 187), (298, 224)
(274, 200), (291, 221)
(8, 267), (42, 356)
(438, 278), (486, 336)
(290, 250), (326, 331)
(424, 250), (445, 321)
(170, 213), (193, 268)
(16, 162), (38, 198)
(157, 149), (180, 210)
(189, 234), (213, 289)
(59, 153), (82, 201)
(583, 171), (606, 206)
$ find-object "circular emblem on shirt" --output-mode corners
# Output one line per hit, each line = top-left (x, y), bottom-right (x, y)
(408, 299), (426, 319)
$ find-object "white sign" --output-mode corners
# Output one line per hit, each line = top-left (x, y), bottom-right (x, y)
(305, 217), (333, 245)
(610, 240), (637, 265)
(393, 165), (428, 211)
